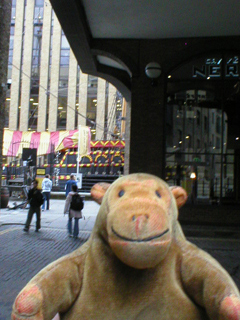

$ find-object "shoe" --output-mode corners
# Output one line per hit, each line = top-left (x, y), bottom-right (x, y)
(35, 229), (39, 232)
(23, 227), (29, 232)
(42, 209), (45, 211)
(69, 234), (73, 238)
(73, 236), (79, 239)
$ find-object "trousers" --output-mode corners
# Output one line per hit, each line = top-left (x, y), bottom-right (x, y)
(42, 192), (50, 210)
(24, 206), (41, 230)
(68, 218), (80, 237)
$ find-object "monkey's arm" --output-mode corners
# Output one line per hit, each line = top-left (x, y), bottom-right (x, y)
(12, 245), (88, 320)
(180, 241), (240, 320)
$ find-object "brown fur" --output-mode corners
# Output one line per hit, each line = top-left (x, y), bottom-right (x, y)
(12, 173), (240, 320)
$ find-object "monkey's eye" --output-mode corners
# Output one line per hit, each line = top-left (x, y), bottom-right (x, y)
(156, 191), (161, 198)
(118, 190), (125, 197)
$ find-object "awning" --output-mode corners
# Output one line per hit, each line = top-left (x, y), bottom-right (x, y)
(3, 127), (91, 157)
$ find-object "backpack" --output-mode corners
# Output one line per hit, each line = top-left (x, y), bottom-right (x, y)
(70, 194), (84, 211)
(38, 192), (44, 206)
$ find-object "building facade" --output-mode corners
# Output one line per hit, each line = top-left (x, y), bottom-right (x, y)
(5, 0), (125, 140)
(165, 53), (240, 203)
(5, 0), (240, 205)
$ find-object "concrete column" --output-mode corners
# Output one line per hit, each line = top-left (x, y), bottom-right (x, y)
(129, 76), (166, 177)
(95, 78), (106, 140)
(107, 83), (116, 139)
(66, 49), (77, 130)
(9, 0), (24, 130)
(48, 15), (61, 132)
(19, 0), (35, 131)
(78, 70), (88, 126)
(37, 0), (52, 132)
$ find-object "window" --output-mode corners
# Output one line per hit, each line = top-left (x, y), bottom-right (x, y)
(35, 0), (44, 5)
(204, 116), (208, 132)
(61, 34), (70, 49)
(34, 0), (44, 24)
(178, 129), (182, 145)
(31, 26), (42, 77)
(216, 116), (221, 134)
(57, 98), (67, 129)
(186, 134), (191, 148)
(197, 110), (201, 125)
(197, 139), (201, 149)
(57, 33), (70, 130)
(28, 97), (38, 129)
(60, 50), (70, 65)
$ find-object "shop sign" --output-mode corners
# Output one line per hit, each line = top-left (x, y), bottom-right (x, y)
(36, 168), (46, 175)
(193, 56), (239, 78)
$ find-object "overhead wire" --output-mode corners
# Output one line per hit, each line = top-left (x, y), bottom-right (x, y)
(11, 62), (118, 135)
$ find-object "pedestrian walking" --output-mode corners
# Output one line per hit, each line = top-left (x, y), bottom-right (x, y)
(65, 174), (77, 197)
(23, 179), (44, 232)
(41, 174), (52, 211)
(64, 184), (84, 238)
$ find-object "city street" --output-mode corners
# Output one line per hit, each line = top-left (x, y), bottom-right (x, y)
(0, 199), (240, 319)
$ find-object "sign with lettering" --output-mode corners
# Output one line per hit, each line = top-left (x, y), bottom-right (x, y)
(37, 168), (46, 175)
(193, 56), (239, 78)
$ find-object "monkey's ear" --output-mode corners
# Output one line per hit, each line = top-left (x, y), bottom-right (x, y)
(91, 183), (111, 204)
(170, 186), (188, 208)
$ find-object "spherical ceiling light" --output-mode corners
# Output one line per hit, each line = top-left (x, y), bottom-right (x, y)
(145, 62), (162, 79)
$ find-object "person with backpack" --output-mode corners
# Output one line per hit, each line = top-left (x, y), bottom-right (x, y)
(41, 174), (52, 211)
(23, 179), (44, 233)
(64, 184), (84, 238)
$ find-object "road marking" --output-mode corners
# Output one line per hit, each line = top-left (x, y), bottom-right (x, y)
(0, 226), (91, 235)
(0, 227), (21, 235)
(46, 228), (91, 234)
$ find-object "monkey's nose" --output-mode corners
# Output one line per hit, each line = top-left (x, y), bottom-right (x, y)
(132, 214), (149, 236)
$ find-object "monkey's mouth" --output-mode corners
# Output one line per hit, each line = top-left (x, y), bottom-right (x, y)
(111, 227), (169, 242)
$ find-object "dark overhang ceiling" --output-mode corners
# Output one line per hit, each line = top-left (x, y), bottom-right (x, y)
(49, 0), (240, 98)
(81, 0), (240, 39)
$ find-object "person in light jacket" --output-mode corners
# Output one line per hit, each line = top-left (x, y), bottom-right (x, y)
(64, 184), (83, 238)
(41, 174), (52, 211)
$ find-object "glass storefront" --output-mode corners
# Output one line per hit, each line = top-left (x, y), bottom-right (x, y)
(166, 53), (240, 204)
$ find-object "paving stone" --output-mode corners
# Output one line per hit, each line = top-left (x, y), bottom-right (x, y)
(1, 200), (240, 320)
(0, 226), (90, 319)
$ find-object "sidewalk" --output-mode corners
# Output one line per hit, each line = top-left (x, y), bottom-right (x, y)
(0, 198), (99, 320)
(0, 198), (99, 231)
(0, 199), (240, 320)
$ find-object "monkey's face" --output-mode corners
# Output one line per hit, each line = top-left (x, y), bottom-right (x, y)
(105, 175), (175, 269)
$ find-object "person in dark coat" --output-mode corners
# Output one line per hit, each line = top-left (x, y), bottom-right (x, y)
(23, 179), (43, 232)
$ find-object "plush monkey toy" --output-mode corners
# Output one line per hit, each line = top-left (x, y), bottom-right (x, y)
(12, 173), (240, 320)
